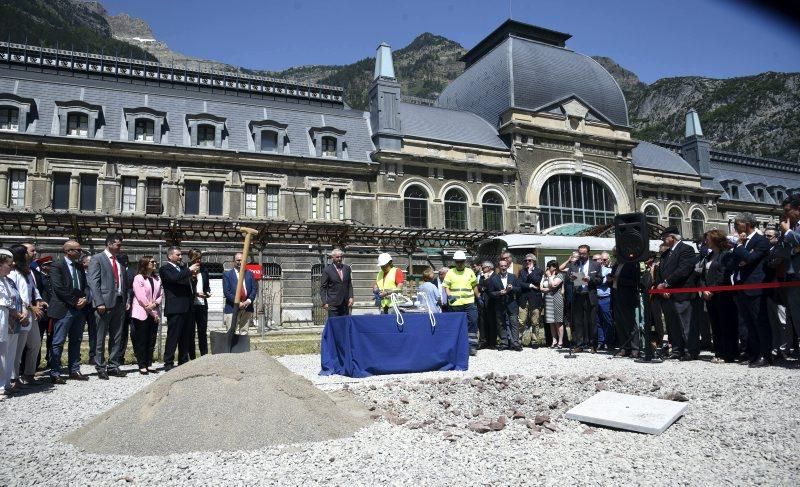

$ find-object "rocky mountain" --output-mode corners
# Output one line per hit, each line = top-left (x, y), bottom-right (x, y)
(0, 0), (155, 60)
(2, 0), (798, 161)
(628, 72), (800, 161)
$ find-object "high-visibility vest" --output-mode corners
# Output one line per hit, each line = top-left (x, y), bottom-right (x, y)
(444, 268), (477, 306)
(376, 267), (400, 309)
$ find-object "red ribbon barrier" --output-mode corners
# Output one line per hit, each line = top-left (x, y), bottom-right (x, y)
(648, 280), (800, 295)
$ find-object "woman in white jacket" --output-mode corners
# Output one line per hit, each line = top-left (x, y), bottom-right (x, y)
(0, 249), (24, 398)
(7, 245), (42, 389)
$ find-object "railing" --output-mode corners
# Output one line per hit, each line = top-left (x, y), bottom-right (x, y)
(0, 41), (344, 105)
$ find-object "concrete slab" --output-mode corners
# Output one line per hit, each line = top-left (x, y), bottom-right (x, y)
(565, 391), (688, 435)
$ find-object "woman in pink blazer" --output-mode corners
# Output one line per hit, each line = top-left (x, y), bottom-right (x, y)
(131, 256), (163, 375)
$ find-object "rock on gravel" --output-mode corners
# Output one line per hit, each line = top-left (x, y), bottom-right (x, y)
(63, 351), (371, 455)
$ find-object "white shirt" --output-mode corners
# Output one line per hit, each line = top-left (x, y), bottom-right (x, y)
(104, 249), (124, 294)
(500, 273), (508, 289)
(8, 270), (40, 331)
(195, 271), (205, 305)
(66, 257), (81, 291)
(579, 259), (590, 290)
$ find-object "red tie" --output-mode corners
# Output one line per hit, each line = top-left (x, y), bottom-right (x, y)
(239, 277), (247, 302)
(111, 255), (119, 289)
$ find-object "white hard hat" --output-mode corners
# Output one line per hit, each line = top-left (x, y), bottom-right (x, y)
(453, 250), (467, 261)
(377, 252), (393, 267)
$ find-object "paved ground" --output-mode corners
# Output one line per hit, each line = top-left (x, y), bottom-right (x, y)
(0, 348), (798, 486)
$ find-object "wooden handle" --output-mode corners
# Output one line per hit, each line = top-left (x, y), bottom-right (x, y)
(233, 227), (259, 305)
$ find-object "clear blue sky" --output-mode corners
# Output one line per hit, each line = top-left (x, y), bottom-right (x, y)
(101, 0), (800, 83)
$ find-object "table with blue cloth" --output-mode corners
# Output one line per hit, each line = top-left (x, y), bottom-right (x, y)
(320, 312), (469, 378)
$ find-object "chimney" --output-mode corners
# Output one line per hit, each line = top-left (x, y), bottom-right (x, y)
(681, 108), (713, 188)
(374, 42), (396, 80)
(369, 43), (402, 150)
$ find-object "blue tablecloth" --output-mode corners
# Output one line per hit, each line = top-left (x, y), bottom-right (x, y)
(320, 312), (469, 378)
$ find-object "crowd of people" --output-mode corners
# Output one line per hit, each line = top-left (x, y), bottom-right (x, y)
(355, 193), (800, 366)
(0, 235), (259, 398)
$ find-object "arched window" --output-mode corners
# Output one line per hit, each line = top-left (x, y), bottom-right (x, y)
(691, 210), (705, 239)
(482, 192), (504, 231)
(668, 207), (683, 234)
(444, 188), (467, 230)
(539, 175), (615, 229)
(644, 205), (660, 227)
(404, 185), (428, 228)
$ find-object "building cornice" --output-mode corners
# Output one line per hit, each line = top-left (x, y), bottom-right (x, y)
(0, 132), (378, 175)
(0, 41), (344, 105)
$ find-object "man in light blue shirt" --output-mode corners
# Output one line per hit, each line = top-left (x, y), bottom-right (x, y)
(596, 252), (613, 350)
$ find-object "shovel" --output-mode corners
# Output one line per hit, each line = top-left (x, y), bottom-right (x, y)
(210, 226), (259, 354)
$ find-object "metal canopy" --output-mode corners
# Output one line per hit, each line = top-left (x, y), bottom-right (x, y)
(0, 211), (496, 252)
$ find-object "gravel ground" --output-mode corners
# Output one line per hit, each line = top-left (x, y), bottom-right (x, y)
(1, 348), (798, 486)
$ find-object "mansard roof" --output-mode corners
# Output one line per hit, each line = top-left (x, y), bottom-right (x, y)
(437, 27), (629, 128)
(632, 141), (698, 176)
(0, 65), (375, 162)
(398, 102), (508, 150)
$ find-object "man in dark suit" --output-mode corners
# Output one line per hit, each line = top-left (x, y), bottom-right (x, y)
(159, 246), (200, 371)
(223, 252), (258, 334)
(487, 258), (522, 351)
(87, 234), (129, 379)
(47, 240), (89, 383)
(517, 253), (544, 347)
(731, 213), (772, 367)
(656, 226), (699, 360)
(568, 245), (603, 352)
(610, 254), (642, 358)
(320, 248), (354, 317)
(477, 261), (497, 349)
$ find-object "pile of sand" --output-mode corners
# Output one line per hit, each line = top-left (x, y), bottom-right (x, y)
(64, 351), (371, 456)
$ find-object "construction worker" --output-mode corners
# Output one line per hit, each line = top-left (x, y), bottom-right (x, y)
(375, 253), (405, 314)
(443, 250), (480, 356)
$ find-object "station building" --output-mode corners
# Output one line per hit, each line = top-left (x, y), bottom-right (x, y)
(0, 20), (795, 327)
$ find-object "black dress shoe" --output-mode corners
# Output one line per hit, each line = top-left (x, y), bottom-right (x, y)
(50, 375), (67, 385)
(630, 351), (640, 359)
(69, 372), (89, 381)
(749, 357), (769, 368)
(97, 370), (109, 380)
(108, 369), (127, 377)
(163, 364), (174, 372)
(668, 353), (682, 360)
(512, 345), (523, 352)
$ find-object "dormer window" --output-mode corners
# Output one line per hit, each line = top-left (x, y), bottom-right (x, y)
(310, 126), (346, 159)
(724, 182), (740, 200)
(197, 124), (216, 147)
(186, 113), (226, 148)
(262, 131), (278, 151)
(322, 136), (337, 157)
(0, 94), (35, 133)
(124, 107), (166, 143)
(67, 113), (89, 137)
(0, 107), (19, 131)
(56, 100), (101, 138)
(756, 188), (765, 202)
(134, 119), (154, 142)
(769, 186), (786, 204)
(249, 120), (288, 153)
